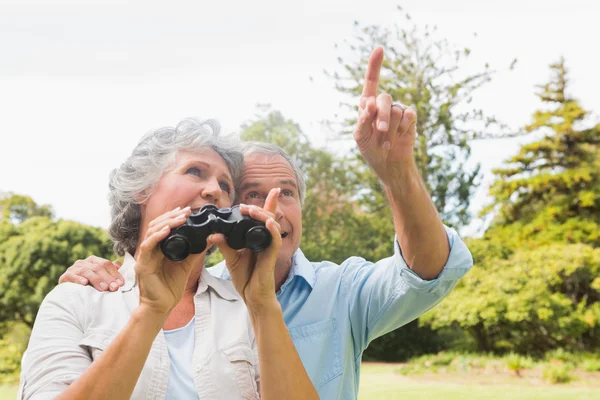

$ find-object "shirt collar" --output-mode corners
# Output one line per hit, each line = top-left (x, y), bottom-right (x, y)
(119, 252), (239, 301)
(198, 267), (239, 301)
(278, 248), (316, 293)
(213, 248), (316, 292)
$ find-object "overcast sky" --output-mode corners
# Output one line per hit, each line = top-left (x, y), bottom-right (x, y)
(1, 0), (598, 237)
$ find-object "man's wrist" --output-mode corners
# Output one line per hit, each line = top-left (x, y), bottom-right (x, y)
(382, 159), (421, 196)
(246, 297), (282, 321)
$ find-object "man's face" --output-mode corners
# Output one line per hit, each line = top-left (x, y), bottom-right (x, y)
(237, 153), (302, 268)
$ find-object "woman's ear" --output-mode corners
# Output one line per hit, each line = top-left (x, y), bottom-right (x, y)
(134, 191), (149, 204)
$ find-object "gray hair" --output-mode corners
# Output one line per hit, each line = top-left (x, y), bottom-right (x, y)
(108, 118), (243, 256)
(240, 141), (307, 206)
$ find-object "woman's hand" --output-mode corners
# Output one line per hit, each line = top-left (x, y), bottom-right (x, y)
(209, 189), (282, 311)
(135, 206), (203, 316)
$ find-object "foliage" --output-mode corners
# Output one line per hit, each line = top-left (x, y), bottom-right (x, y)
(422, 244), (600, 354)
(421, 59), (600, 355)
(482, 58), (600, 249)
(0, 195), (113, 328)
(0, 193), (53, 224)
(505, 353), (533, 376)
(0, 322), (29, 384)
(582, 359), (600, 372)
(329, 8), (514, 229)
(362, 320), (446, 362)
(542, 362), (574, 384)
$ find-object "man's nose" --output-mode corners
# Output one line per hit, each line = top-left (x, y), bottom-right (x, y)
(275, 204), (284, 222)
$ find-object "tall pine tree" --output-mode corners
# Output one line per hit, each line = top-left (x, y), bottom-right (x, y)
(483, 58), (600, 249)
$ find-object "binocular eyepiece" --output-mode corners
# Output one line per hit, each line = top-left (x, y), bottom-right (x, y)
(160, 204), (272, 262)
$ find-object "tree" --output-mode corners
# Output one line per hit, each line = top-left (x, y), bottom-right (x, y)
(330, 8), (512, 229)
(421, 244), (600, 354)
(422, 59), (600, 354)
(0, 193), (53, 223)
(482, 58), (600, 250)
(0, 199), (112, 328)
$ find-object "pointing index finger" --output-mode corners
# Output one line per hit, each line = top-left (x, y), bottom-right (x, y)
(361, 47), (384, 100)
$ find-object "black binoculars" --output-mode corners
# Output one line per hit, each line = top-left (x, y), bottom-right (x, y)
(160, 204), (272, 261)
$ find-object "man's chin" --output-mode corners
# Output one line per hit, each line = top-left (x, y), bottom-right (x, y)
(276, 244), (297, 269)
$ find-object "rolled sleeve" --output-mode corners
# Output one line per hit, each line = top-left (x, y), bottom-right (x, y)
(395, 225), (473, 293)
(347, 225), (473, 351)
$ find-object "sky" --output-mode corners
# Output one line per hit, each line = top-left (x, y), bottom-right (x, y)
(1, 0), (598, 237)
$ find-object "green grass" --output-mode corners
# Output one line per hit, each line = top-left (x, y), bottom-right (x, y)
(3, 362), (600, 400)
(357, 363), (600, 400)
(0, 385), (16, 400)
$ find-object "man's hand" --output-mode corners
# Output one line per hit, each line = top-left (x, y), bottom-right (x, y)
(59, 256), (124, 291)
(354, 47), (418, 185)
(209, 188), (282, 312)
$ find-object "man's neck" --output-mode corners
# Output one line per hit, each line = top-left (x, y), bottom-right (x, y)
(274, 258), (294, 292)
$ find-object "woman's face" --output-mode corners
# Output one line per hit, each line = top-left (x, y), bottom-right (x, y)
(139, 148), (234, 233)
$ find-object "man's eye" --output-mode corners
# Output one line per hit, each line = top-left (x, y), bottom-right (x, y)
(247, 192), (262, 199)
(186, 167), (202, 177)
(281, 189), (293, 197)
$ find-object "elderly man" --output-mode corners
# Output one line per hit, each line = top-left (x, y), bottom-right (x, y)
(60, 48), (473, 398)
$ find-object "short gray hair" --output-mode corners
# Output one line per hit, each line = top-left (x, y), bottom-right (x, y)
(240, 141), (307, 206)
(108, 118), (243, 256)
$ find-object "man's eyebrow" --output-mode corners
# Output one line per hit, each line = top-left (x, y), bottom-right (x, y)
(280, 179), (297, 188)
(239, 181), (261, 191)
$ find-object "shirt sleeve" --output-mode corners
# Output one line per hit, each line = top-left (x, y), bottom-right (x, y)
(18, 283), (92, 400)
(346, 225), (473, 352)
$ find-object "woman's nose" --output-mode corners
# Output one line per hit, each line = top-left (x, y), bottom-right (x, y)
(201, 177), (222, 204)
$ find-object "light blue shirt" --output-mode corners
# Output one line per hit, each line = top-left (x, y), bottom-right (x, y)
(210, 226), (473, 399)
(164, 317), (199, 400)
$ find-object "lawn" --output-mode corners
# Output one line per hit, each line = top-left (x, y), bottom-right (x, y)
(357, 363), (600, 400)
(3, 362), (600, 400)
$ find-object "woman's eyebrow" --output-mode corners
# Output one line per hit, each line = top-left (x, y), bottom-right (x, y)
(182, 160), (209, 169)
(219, 173), (233, 185)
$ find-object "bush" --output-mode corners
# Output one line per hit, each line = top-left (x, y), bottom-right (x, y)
(0, 322), (30, 384)
(545, 349), (579, 364)
(542, 363), (573, 384)
(582, 359), (600, 372)
(505, 353), (533, 376)
(0, 339), (22, 384)
(363, 319), (446, 362)
(422, 244), (600, 354)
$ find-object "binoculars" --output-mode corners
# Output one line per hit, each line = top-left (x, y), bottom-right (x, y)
(160, 204), (272, 261)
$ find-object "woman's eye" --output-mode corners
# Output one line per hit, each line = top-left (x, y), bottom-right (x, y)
(219, 182), (231, 194)
(186, 167), (202, 177)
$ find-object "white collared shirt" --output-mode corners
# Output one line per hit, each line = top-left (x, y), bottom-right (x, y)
(18, 253), (260, 400)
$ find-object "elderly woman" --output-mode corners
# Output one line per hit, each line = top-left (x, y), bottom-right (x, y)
(18, 119), (317, 400)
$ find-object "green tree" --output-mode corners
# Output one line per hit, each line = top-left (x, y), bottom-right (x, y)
(0, 202), (112, 328)
(0, 193), (53, 223)
(330, 8), (513, 229)
(422, 59), (600, 354)
(422, 244), (600, 354)
(482, 58), (600, 250)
